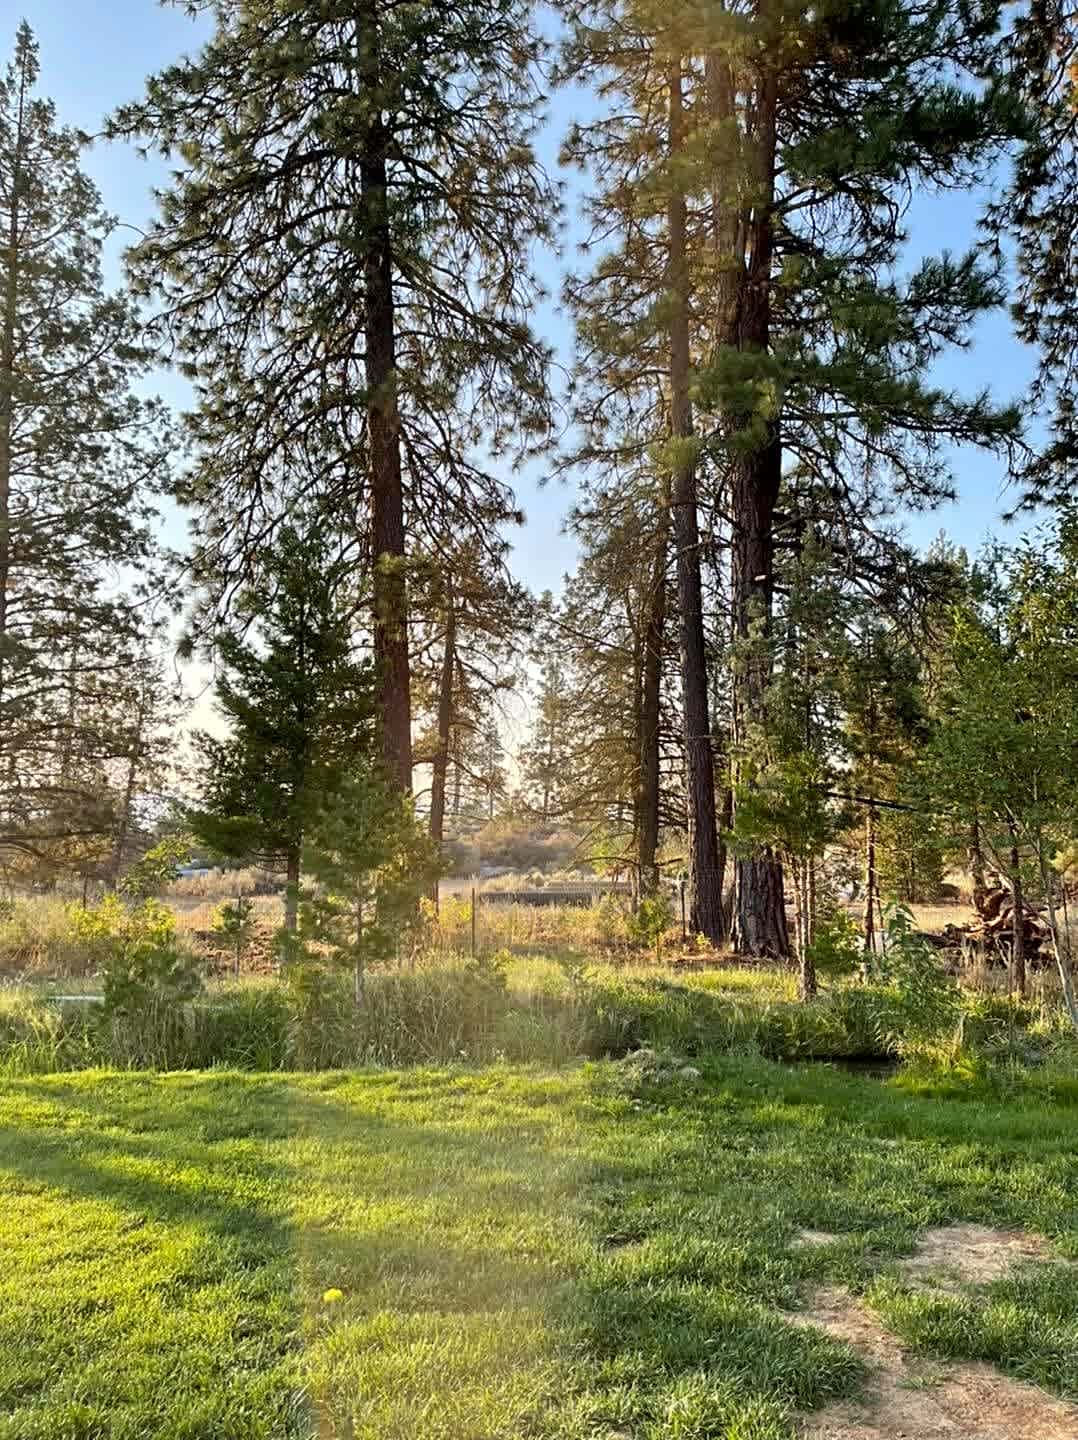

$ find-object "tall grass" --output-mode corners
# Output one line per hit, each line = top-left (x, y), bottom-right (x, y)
(0, 898), (96, 977)
(4, 955), (1067, 1076)
(431, 893), (669, 958)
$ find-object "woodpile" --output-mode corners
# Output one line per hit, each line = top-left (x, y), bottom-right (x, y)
(965, 882), (1051, 960)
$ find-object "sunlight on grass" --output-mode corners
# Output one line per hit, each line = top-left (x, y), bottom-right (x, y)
(2, 1062), (1078, 1437)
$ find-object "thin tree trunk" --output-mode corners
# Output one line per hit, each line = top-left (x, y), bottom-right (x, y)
(284, 848), (301, 934)
(863, 803), (878, 968)
(968, 812), (987, 908)
(1008, 825), (1026, 997)
(667, 57), (724, 944)
(109, 669), (148, 888)
(799, 858), (817, 1000)
(110, 747), (139, 889)
(0, 51), (26, 719)
(428, 591), (455, 907)
(637, 479), (670, 898)
(1036, 824), (1078, 1031)
(542, 667), (557, 821)
(807, 854), (817, 940)
(360, 4), (411, 795)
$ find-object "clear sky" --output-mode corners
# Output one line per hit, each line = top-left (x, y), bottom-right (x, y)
(17, 0), (1038, 599)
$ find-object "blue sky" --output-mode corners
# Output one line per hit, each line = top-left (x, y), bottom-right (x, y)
(19, 0), (1037, 599)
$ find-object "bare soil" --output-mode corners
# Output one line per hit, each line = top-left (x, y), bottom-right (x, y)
(903, 1224), (1051, 1292)
(794, 1227), (1078, 1439)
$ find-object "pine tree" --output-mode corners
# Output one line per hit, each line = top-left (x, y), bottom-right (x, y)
(189, 526), (376, 929)
(296, 764), (438, 1002)
(693, 0), (1021, 953)
(410, 544), (531, 874)
(559, 0), (1022, 954)
(993, 6), (1078, 508)
(106, 645), (186, 888)
(111, 0), (558, 795)
(0, 24), (169, 872)
(559, 13), (726, 938)
(519, 651), (572, 823)
(840, 624), (929, 962)
(527, 510), (684, 883)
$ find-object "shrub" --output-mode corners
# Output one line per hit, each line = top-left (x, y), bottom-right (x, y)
(91, 899), (203, 1017)
(875, 903), (960, 1056)
(211, 896), (257, 974)
(628, 896), (674, 960)
(806, 910), (861, 978)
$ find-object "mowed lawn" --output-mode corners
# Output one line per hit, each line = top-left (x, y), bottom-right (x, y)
(2, 1062), (1078, 1440)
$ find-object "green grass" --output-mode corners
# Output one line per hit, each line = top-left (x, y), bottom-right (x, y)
(0, 957), (956, 1074)
(2, 1058), (1078, 1438)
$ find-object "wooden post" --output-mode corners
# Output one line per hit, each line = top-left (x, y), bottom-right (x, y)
(680, 877), (687, 943)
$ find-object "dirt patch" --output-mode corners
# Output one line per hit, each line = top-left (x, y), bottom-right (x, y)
(902, 1224), (1050, 1292)
(795, 1285), (1078, 1439)
(795, 1229), (841, 1248)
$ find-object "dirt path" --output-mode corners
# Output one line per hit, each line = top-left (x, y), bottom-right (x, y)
(795, 1227), (1078, 1440)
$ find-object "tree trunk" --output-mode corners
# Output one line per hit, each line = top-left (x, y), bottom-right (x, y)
(1036, 823), (1078, 1032)
(726, 26), (789, 960)
(798, 858), (817, 1000)
(717, 774), (733, 938)
(863, 803), (878, 969)
(428, 591), (455, 907)
(109, 669), (149, 889)
(361, 5), (411, 796)
(968, 813), (987, 909)
(542, 668), (557, 821)
(637, 480), (670, 898)
(0, 51), (26, 717)
(284, 848), (301, 934)
(1008, 827), (1026, 998)
(667, 57), (724, 944)
(109, 748), (139, 890)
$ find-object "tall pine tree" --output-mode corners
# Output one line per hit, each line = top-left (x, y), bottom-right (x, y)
(0, 24), (169, 872)
(112, 0), (558, 795)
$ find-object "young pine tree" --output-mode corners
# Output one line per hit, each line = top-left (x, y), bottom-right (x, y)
(189, 527), (376, 930)
(296, 765), (438, 1003)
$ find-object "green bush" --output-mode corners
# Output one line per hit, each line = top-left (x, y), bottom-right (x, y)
(806, 910), (861, 978)
(210, 896), (257, 974)
(93, 899), (203, 1017)
(628, 896), (674, 959)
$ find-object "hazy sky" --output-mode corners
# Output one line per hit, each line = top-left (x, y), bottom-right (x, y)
(20, 0), (1039, 604)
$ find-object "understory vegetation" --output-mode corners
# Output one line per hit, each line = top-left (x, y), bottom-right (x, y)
(2, 950), (1075, 1082)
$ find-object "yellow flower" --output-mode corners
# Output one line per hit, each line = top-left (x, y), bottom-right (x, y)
(322, 1288), (344, 1304)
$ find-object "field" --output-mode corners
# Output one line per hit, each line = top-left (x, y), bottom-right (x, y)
(0, 885), (982, 981)
(4, 1059), (1078, 1438)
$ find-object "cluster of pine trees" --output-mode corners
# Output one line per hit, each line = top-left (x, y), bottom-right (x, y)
(5, 1), (1078, 975)
(0, 26), (176, 889)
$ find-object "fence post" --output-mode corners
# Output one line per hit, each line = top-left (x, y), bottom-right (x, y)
(680, 877), (687, 944)
(471, 886), (477, 958)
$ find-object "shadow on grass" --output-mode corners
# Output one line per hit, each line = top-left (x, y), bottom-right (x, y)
(8, 1061), (1065, 1437)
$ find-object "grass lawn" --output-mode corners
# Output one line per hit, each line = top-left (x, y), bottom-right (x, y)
(2, 1059), (1078, 1439)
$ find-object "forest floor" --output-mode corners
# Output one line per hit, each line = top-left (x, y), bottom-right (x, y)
(2, 1058), (1078, 1439)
